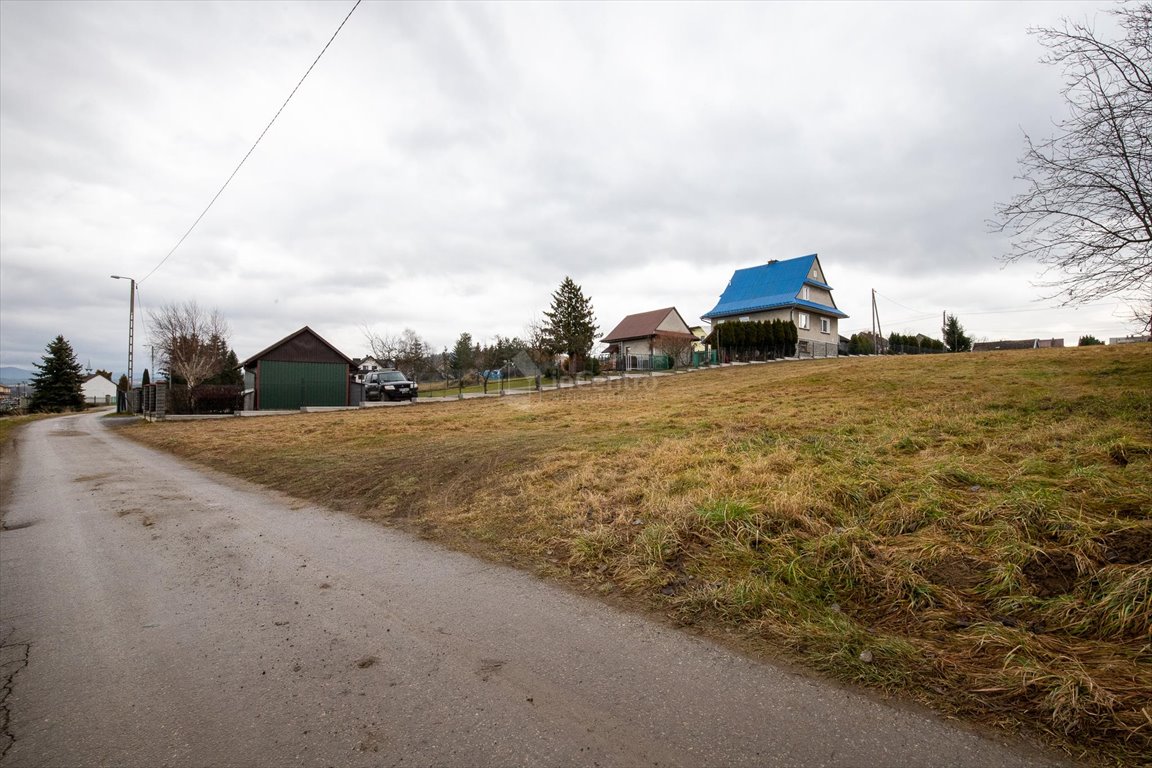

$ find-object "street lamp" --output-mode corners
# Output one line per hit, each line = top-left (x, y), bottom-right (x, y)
(110, 275), (135, 388)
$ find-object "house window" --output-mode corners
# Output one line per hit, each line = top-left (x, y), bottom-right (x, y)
(797, 313), (810, 330)
(739, 316), (750, 322)
(803, 286), (811, 301)
(820, 317), (830, 334)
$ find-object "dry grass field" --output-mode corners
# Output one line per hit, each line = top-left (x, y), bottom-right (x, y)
(126, 345), (1151, 764)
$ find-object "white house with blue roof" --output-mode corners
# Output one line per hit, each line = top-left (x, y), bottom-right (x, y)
(702, 254), (848, 357)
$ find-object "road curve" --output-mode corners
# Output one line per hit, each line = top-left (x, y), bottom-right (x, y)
(0, 411), (1070, 768)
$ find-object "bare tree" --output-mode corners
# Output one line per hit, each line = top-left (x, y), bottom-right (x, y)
(149, 301), (230, 411)
(524, 316), (557, 374)
(363, 326), (431, 379)
(657, 333), (697, 369)
(362, 326), (399, 365)
(994, 3), (1151, 330)
(395, 328), (432, 380)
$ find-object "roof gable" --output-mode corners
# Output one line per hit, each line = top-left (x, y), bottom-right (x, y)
(240, 326), (355, 369)
(703, 254), (847, 320)
(602, 307), (694, 343)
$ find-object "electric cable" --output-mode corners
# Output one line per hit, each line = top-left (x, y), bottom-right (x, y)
(139, 0), (362, 285)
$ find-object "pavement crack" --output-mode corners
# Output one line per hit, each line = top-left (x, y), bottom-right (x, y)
(0, 639), (30, 760)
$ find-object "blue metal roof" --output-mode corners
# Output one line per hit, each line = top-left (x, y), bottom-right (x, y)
(702, 254), (848, 320)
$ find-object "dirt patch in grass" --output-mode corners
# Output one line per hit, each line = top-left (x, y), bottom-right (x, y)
(1023, 551), (1080, 597)
(922, 553), (988, 593)
(124, 345), (1152, 765)
(1101, 527), (1152, 565)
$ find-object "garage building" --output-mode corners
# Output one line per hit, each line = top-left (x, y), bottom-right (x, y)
(240, 326), (356, 410)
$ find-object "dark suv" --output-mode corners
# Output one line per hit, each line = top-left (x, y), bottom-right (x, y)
(364, 369), (418, 402)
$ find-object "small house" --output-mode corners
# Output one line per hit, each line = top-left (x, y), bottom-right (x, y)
(351, 356), (386, 384)
(602, 307), (698, 370)
(81, 373), (119, 405)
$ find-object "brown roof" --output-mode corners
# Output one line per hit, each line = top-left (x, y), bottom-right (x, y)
(239, 326), (355, 369)
(602, 308), (694, 343)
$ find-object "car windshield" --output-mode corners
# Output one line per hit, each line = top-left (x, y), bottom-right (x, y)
(379, 371), (408, 382)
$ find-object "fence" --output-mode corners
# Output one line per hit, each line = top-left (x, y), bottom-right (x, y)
(598, 352), (715, 372)
(122, 382), (169, 418)
(599, 353), (674, 372)
(885, 342), (946, 355)
(795, 340), (840, 359)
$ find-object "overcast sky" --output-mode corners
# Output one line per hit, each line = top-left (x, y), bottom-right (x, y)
(0, 0), (1140, 377)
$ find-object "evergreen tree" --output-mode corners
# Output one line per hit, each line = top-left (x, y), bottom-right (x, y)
(141, 369), (151, 386)
(205, 348), (243, 385)
(943, 314), (973, 352)
(1078, 335), (1104, 346)
(117, 374), (130, 391)
(29, 335), (85, 412)
(543, 277), (598, 374)
(451, 332), (475, 381)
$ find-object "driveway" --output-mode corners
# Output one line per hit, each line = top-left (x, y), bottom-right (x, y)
(0, 411), (1070, 767)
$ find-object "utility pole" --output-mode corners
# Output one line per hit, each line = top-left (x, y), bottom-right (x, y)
(110, 275), (135, 386)
(872, 290), (883, 355)
(870, 290), (886, 355)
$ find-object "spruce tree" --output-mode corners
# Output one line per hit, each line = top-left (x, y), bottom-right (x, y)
(543, 277), (598, 374)
(29, 335), (85, 412)
(944, 314), (973, 352)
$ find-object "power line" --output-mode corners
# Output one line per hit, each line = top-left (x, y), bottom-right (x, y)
(882, 300), (1120, 328)
(139, 0), (362, 285)
(874, 291), (928, 315)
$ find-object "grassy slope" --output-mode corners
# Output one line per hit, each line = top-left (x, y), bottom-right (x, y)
(127, 346), (1152, 764)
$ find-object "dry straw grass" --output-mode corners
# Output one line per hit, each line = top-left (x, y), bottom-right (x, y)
(128, 345), (1152, 764)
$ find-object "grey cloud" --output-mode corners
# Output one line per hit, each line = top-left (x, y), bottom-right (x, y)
(1, 0), (1136, 375)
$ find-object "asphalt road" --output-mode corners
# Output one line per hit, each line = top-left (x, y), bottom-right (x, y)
(0, 411), (1071, 768)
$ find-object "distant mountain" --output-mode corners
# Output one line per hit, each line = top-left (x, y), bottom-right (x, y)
(0, 366), (34, 384)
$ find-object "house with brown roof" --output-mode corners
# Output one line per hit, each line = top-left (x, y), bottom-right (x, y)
(602, 307), (697, 370)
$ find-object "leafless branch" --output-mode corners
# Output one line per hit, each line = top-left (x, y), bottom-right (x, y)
(994, 3), (1151, 322)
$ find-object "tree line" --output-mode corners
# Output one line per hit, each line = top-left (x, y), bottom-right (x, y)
(364, 276), (601, 391)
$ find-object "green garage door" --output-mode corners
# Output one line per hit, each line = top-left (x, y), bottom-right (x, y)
(259, 361), (347, 409)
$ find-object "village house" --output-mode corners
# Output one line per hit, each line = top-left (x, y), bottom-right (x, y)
(81, 373), (119, 405)
(702, 254), (847, 358)
(601, 307), (698, 370)
(351, 357), (386, 383)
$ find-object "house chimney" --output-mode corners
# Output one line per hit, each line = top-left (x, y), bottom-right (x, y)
(766, 259), (778, 265)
